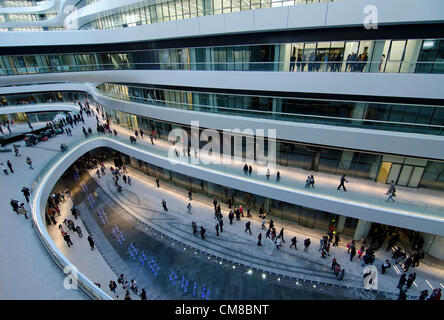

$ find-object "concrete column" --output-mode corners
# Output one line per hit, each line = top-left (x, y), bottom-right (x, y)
(420, 232), (444, 260)
(353, 219), (372, 241)
(264, 198), (271, 213)
(336, 215), (347, 233)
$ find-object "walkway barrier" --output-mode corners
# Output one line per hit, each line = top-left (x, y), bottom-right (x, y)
(30, 134), (113, 300)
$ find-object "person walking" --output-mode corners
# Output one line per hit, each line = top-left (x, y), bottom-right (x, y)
(428, 288), (442, 300)
(338, 269), (345, 281)
(331, 258), (338, 270)
(406, 272), (416, 289)
(10, 199), (19, 214)
(87, 235), (95, 250)
(213, 198), (218, 210)
(1, 163), (8, 175)
(304, 176), (311, 188)
(404, 255), (413, 272)
(155, 177), (160, 188)
(266, 168), (270, 180)
(381, 260), (391, 274)
(386, 187), (396, 202)
(76, 226), (83, 238)
(261, 216), (266, 230)
(419, 290), (429, 300)
(139, 129), (144, 139)
(309, 175), (315, 188)
(127, 176), (131, 185)
(337, 174), (348, 191)
(304, 238), (311, 252)
(188, 190), (192, 200)
(245, 221), (252, 235)
(397, 273), (407, 289)
(140, 288), (147, 300)
(96, 169), (101, 178)
(350, 245), (357, 262)
(276, 237), (282, 250)
(228, 211), (234, 225)
(398, 287), (407, 300)
(386, 180), (395, 195)
(215, 223), (219, 236)
(257, 233), (262, 246)
(333, 232), (340, 246)
(122, 175), (127, 184)
(6, 160), (13, 174)
(187, 203), (192, 214)
(276, 171), (280, 182)
(63, 233), (73, 247)
(130, 279), (138, 294)
(18, 203), (29, 219)
(26, 156), (33, 169)
(200, 226), (206, 240)
(109, 281), (118, 298)
(278, 228), (285, 243)
(21, 186), (31, 203)
(290, 236), (298, 250)
(219, 219), (223, 233)
(319, 237), (325, 252)
(161, 199), (168, 212)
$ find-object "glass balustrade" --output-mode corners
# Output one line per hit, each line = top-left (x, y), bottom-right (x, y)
(95, 85), (444, 136)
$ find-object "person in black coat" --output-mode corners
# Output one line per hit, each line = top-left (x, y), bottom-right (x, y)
(21, 187), (30, 203)
(337, 174), (348, 191)
(350, 245), (357, 262)
(404, 256), (413, 272)
(406, 272), (416, 289)
(397, 273), (407, 289)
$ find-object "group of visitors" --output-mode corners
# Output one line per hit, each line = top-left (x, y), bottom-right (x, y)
(109, 274), (147, 300)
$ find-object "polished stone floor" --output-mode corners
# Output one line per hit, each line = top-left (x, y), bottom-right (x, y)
(66, 169), (369, 300)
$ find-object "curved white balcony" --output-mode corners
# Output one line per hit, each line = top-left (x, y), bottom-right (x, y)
(1, 81), (444, 160)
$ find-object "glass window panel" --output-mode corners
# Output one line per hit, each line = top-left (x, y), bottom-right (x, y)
(400, 39), (422, 73)
(414, 106), (433, 125)
(175, 0), (183, 18)
(388, 105), (405, 122)
(169, 2), (177, 20)
(401, 105), (419, 124)
(214, 0), (223, 14)
(319, 148), (340, 175)
(432, 40), (444, 74)
(162, 2), (170, 21)
(416, 39), (437, 73)
(231, 0), (241, 12)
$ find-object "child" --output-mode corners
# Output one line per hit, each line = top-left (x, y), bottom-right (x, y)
(358, 246), (365, 259)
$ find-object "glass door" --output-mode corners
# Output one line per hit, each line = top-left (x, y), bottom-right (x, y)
(386, 163), (402, 184)
(408, 167), (425, 188)
(397, 165), (413, 186)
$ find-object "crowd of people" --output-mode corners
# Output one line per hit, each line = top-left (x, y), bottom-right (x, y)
(289, 51), (369, 73)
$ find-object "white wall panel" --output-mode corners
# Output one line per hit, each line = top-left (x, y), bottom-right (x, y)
(254, 6), (288, 31)
(198, 13), (225, 35)
(223, 9), (255, 34)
